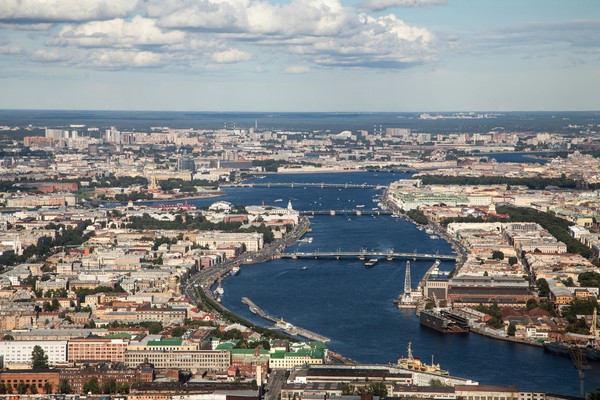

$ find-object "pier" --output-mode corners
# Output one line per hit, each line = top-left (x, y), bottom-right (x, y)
(241, 297), (330, 342)
(300, 209), (393, 216)
(279, 250), (456, 261)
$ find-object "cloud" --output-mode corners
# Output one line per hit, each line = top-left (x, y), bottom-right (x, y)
(86, 50), (162, 69)
(0, 38), (23, 54)
(0, 0), (138, 23)
(282, 65), (311, 74)
(54, 16), (185, 48)
(471, 19), (600, 53)
(145, 0), (438, 69)
(211, 48), (252, 63)
(359, 0), (446, 12)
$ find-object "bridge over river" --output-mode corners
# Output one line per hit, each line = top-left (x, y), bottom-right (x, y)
(225, 182), (384, 189)
(279, 250), (456, 261)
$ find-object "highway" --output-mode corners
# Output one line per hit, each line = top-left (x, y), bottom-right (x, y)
(183, 217), (312, 304)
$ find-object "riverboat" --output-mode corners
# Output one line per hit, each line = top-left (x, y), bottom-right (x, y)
(365, 258), (378, 268)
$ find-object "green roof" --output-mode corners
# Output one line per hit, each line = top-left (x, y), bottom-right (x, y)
(147, 338), (182, 346)
(215, 340), (239, 350)
(231, 348), (269, 355)
(104, 333), (132, 339)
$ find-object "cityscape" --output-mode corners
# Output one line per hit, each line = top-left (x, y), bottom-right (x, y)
(1, 1), (600, 400)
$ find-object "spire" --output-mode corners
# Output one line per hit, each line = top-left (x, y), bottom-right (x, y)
(287, 200), (293, 212)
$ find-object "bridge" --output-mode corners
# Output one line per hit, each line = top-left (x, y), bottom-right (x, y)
(279, 250), (456, 261)
(300, 209), (393, 216)
(226, 182), (381, 189)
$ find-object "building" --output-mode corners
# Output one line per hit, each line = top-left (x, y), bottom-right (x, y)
(0, 370), (60, 394)
(67, 337), (129, 363)
(124, 350), (230, 372)
(0, 340), (67, 368)
(59, 363), (154, 393)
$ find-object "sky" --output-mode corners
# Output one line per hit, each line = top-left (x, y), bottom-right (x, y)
(0, 0), (599, 112)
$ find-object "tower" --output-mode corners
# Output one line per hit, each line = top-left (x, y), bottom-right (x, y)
(287, 200), (293, 213)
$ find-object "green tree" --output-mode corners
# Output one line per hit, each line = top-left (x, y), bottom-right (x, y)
(171, 326), (187, 337)
(82, 377), (101, 394)
(17, 382), (27, 394)
(31, 345), (49, 369)
(102, 379), (117, 394)
(508, 256), (518, 266)
(30, 384), (38, 394)
(491, 250), (504, 260)
(58, 379), (72, 394)
(2, 334), (14, 340)
(507, 323), (516, 336)
(43, 382), (53, 394)
(537, 278), (550, 297)
(116, 383), (130, 394)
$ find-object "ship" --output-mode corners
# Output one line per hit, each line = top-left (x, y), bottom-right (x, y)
(543, 341), (600, 360)
(419, 309), (470, 334)
(397, 342), (449, 375)
(365, 258), (379, 268)
(544, 308), (600, 360)
(230, 266), (240, 276)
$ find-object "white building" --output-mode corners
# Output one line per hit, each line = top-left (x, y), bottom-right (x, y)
(0, 340), (68, 368)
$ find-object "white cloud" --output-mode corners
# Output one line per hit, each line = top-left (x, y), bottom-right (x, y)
(0, 0), (139, 23)
(145, 0), (438, 69)
(282, 65), (311, 74)
(359, 0), (446, 12)
(86, 50), (162, 69)
(54, 16), (185, 48)
(211, 48), (252, 63)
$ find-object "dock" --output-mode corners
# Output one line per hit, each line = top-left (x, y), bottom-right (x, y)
(241, 297), (330, 342)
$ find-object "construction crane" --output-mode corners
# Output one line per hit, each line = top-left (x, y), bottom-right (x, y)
(570, 347), (591, 398)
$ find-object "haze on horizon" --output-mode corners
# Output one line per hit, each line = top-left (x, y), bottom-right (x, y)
(0, 0), (599, 113)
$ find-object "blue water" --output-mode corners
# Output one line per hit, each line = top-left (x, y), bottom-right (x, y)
(187, 172), (600, 396)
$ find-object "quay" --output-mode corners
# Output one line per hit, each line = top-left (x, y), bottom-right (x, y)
(300, 209), (393, 216)
(279, 250), (456, 261)
(241, 297), (331, 342)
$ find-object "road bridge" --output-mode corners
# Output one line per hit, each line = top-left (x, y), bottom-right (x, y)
(236, 182), (381, 189)
(279, 250), (456, 261)
(300, 209), (393, 216)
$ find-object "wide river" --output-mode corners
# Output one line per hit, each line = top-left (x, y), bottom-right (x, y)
(179, 171), (597, 396)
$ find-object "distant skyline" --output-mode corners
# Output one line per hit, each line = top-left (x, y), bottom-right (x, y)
(1, 0), (599, 112)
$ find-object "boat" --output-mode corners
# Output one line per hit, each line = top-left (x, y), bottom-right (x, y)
(298, 237), (313, 244)
(365, 258), (378, 268)
(544, 308), (599, 360)
(419, 309), (470, 334)
(300, 266), (309, 271)
(356, 205), (365, 208)
(425, 228), (434, 235)
(429, 235), (440, 240)
(274, 199), (283, 202)
(397, 342), (449, 375)
(230, 266), (240, 276)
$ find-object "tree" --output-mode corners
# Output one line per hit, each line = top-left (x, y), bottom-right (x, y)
(58, 379), (72, 394)
(2, 334), (14, 340)
(116, 383), (130, 394)
(43, 382), (53, 394)
(102, 379), (117, 394)
(491, 250), (504, 260)
(537, 278), (550, 297)
(30, 384), (38, 394)
(507, 323), (516, 336)
(31, 345), (49, 369)
(508, 256), (518, 266)
(171, 326), (187, 337)
(82, 377), (101, 394)
(17, 382), (27, 394)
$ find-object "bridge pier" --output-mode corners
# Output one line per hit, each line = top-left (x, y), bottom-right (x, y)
(330, 210), (336, 216)
(356, 210), (362, 216)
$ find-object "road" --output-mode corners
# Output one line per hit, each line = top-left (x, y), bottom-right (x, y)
(264, 370), (286, 400)
(183, 217), (311, 304)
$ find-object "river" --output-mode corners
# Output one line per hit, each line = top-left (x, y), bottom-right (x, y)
(181, 171), (596, 395)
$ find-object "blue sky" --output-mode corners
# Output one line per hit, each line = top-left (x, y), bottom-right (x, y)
(0, 0), (599, 112)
